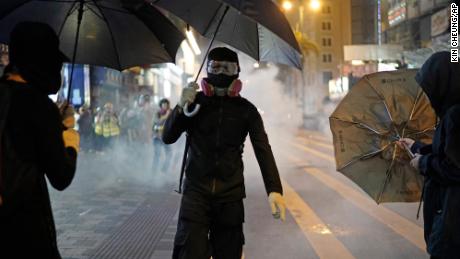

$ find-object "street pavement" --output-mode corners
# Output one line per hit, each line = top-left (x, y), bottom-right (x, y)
(49, 129), (429, 259)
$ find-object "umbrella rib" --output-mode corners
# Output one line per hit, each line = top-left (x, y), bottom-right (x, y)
(57, 1), (78, 37)
(85, 4), (104, 20)
(330, 117), (389, 137)
(256, 23), (260, 61)
(0, 1), (32, 20)
(401, 90), (423, 138)
(37, 0), (78, 2)
(86, 2), (131, 14)
(377, 144), (398, 203)
(91, 0), (122, 70)
(203, 3), (225, 36)
(365, 76), (400, 137)
(338, 144), (392, 171)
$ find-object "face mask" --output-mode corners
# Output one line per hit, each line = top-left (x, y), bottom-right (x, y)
(205, 74), (237, 89)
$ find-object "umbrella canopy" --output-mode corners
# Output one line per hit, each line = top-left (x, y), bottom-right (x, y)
(152, 0), (302, 69)
(329, 69), (437, 203)
(0, 0), (185, 70)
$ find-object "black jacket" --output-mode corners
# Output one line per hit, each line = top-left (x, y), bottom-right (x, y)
(0, 80), (77, 258)
(413, 51), (460, 257)
(163, 92), (282, 202)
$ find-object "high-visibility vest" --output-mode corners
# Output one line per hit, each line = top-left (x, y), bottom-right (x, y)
(95, 115), (120, 138)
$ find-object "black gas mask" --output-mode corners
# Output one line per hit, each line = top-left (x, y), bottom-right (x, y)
(204, 47), (240, 89)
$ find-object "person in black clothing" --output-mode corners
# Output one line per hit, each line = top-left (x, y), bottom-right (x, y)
(163, 47), (286, 259)
(399, 51), (460, 259)
(77, 106), (93, 151)
(0, 22), (79, 258)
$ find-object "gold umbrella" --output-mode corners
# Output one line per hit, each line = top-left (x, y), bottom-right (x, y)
(329, 69), (436, 203)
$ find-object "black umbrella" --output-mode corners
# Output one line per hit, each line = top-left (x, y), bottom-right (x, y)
(0, 0), (185, 100)
(153, 0), (302, 69)
(153, 0), (302, 116)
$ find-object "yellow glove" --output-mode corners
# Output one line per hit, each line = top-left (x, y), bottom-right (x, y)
(268, 192), (286, 221)
(63, 129), (80, 153)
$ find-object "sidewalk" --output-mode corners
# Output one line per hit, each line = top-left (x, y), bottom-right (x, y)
(50, 151), (181, 259)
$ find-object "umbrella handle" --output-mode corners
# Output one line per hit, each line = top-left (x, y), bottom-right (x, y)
(183, 103), (200, 117)
(183, 5), (229, 118)
(402, 142), (415, 159)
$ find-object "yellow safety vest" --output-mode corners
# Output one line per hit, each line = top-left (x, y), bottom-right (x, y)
(95, 116), (120, 138)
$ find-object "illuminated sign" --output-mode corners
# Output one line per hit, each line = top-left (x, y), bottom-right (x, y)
(388, 0), (407, 27)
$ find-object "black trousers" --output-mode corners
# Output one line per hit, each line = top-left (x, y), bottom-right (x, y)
(172, 192), (245, 259)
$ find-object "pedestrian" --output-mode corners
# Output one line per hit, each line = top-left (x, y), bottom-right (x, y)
(162, 47), (286, 259)
(152, 98), (173, 173)
(0, 22), (79, 258)
(138, 94), (155, 145)
(77, 105), (93, 151)
(95, 102), (120, 150)
(399, 51), (460, 259)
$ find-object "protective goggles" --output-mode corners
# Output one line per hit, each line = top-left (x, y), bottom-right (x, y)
(207, 60), (239, 76)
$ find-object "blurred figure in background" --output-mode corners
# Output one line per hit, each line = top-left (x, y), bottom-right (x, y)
(152, 98), (173, 173)
(77, 106), (93, 151)
(0, 22), (79, 259)
(95, 102), (120, 151)
(137, 94), (154, 145)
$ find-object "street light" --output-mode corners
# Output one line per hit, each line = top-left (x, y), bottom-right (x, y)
(310, 0), (320, 11)
(282, 0), (293, 11)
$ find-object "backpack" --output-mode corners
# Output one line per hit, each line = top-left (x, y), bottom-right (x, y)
(0, 82), (11, 206)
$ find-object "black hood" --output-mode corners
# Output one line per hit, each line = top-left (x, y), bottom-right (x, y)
(8, 22), (69, 95)
(415, 51), (460, 118)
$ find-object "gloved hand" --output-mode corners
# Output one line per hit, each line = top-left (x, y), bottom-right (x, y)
(268, 192), (286, 221)
(178, 82), (199, 108)
(63, 128), (80, 153)
(410, 154), (422, 171)
(397, 138), (415, 150)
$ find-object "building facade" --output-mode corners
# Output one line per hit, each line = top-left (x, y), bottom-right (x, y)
(384, 0), (453, 66)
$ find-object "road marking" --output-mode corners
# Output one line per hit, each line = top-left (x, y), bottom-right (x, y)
(285, 147), (426, 251)
(79, 209), (92, 216)
(282, 179), (356, 259)
(296, 136), (334, 150)
(298, 131), (332, 143)
(291, 142), (336, 163)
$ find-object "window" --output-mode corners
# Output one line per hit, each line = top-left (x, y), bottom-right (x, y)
(322, 21), (332, 31)
(322, 54), (332, 63)
(322, 37), (332, 47)
(322, 5), (331, 14)
(323, 71), (333, 84)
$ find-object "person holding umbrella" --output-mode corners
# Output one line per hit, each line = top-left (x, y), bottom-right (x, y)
(399, 51), (460, 258)
(162, 47), (286, 259)
(0, 22), (79, 258)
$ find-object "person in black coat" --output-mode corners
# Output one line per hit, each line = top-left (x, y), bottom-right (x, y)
(0, 22), (79, 258)
(400, 51), (460, 258)
(163, 47), (286, 259)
